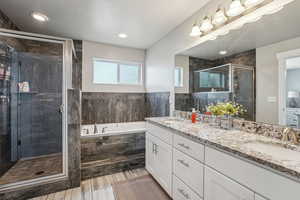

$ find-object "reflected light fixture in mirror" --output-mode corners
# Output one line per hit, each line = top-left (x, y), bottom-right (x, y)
(31, 12), (49, 22)
(200, 17), (214, 32)
(118, 33), (128, 38)
(219, 50), (228, 55)
(212, 9), (228, 25)
(190, 23), (202, 37)
(227, 0), (246, 17)
(244, 0), (265, 8)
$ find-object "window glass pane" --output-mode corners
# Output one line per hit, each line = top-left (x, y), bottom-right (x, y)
(174, 67), (182, 87)
(93, 60), (118, 84)
(119, 64), (140, 84)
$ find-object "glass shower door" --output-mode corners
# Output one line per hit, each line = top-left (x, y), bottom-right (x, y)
(0, 31), (66, 190)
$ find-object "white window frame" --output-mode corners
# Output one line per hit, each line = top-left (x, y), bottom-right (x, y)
(92, 58), (143, 86)
(174, 66), (184, 87)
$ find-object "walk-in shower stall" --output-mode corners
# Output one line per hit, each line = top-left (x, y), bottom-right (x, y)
(0, 29), (72, 191)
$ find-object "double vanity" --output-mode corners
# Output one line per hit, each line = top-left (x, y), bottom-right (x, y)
(146, 117), (300, 200)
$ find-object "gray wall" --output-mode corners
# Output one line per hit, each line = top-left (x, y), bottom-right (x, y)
(256, 36), (300, 124)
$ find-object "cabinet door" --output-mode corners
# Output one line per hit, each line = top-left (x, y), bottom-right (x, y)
(205, 167), (254, 200)
(155, 135), (172, 196)
(145, 133), (156, 175)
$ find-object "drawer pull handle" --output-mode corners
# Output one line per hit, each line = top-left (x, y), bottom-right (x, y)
(177, 159), (189, 167)
(178, 188), (190, 199)
(178, 143), (190, 150)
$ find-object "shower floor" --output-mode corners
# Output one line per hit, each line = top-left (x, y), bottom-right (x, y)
(0, 154), (62, 185)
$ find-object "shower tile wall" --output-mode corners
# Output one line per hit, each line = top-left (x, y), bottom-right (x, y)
(16, 50), (63, 158)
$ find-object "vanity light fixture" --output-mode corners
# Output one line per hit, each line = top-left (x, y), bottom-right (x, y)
(31, 12), (49, 22)
(212, 9), (228, 26)
(118, 33), (128, 38)
(227, 0), (246, 17)
(244, 0), (265, 8)
(190, 23), (202, 37)
(200, 17), (214, 32)
(219, 50), (228, 55)
(188, 0), (295, 48)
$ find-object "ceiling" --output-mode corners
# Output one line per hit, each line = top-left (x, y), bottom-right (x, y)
(0, 0), (211, 49)
(181, 1), (300, 60)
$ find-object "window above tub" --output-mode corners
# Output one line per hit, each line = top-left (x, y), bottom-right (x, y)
(93, 58), (143, 85)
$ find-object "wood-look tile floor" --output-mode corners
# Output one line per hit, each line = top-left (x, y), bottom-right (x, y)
(29, 168), (151, 200)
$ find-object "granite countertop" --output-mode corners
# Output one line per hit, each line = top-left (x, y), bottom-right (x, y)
(146, 117), (300, 182)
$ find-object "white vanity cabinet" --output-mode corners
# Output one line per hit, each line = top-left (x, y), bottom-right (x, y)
(204, 166), (254, 200)
(146, 122), (300, 200)
(146, 124), (173, 196)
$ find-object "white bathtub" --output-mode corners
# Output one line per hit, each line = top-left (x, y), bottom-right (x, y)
(81, 121), (146, 137)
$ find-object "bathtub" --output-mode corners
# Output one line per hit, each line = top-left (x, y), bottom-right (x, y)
(81, 121), (146, 137)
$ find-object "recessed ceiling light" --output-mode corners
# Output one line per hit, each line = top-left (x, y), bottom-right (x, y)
(31, 12), (49, 22)
(219, 50), (227, 55)
(118, 33), (128, 38)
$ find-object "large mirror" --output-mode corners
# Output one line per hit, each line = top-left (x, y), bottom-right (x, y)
(174, 0), (300, 128)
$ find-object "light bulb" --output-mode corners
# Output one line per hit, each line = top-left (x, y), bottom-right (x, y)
(244, 0), (265, 8)
(190, 24), (202, 37)
(212, 9), (228, 25)
(31, 12), (49, 22)
(200, 17), (214, 32)
(227, 0), (246, 17)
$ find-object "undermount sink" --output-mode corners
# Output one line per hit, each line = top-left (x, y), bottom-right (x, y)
(242, 141), (300, 165)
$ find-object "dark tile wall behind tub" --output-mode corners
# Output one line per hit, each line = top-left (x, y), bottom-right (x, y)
(82, 92), (146, 124)
(145, 92), (170, 117)
(81, 132), (145, 180)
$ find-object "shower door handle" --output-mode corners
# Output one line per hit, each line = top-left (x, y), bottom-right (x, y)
(59, 105), (64, 114)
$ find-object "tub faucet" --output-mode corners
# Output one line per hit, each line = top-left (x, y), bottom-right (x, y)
(94, 123), (98, 134)
(82, 128), (89, 135)
(102, 127), (108, 133)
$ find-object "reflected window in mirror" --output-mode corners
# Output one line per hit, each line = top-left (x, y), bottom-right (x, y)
(175, 66), (183, 87)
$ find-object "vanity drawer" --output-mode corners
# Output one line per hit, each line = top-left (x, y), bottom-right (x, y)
(173, 175), (202, 200)
(174, 134), (204, 162)
(173, 148), (204, 197)
(146, 122), (173, 145)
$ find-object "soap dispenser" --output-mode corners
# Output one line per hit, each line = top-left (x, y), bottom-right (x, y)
(191, 108), (197, 123)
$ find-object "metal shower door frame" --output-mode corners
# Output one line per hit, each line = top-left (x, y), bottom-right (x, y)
(0, 28), (72, 192)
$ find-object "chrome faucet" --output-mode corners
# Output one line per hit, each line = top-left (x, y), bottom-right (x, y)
(82, 128), (89, 135)
(94, 123), (98, 134)
(282, 128), (299, 145)
(102, 127), (108, 133)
